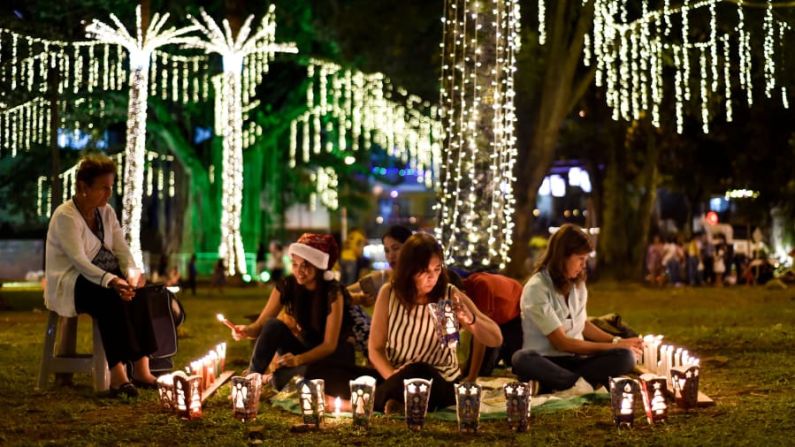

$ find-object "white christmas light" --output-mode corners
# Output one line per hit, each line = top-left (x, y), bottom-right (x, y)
(436, 0), (521, 269)
(183, 5), (297, 276)
(86, 5), (196, 269)
(586, 0), (792, 134)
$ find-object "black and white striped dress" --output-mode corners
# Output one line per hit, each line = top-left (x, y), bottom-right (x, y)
(385, 287), (460, 382)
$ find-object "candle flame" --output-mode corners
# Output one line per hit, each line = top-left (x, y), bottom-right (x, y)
(216, 313), (225, 321)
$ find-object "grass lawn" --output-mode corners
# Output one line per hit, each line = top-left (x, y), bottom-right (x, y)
(0, 282), (793, 446)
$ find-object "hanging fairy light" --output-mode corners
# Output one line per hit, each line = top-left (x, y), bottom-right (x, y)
(183, 5), (297, 276)
(289, 59), (443, 209)
(436, 0), (521, 270)
(582, 0), (792, 134)
(0, 28), (125, 158)
(86, 4), (196, 269)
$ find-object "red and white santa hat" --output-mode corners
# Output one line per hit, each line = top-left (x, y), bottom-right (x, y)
(288, 233), (340, 281)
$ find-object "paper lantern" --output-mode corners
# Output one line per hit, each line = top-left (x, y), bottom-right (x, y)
(639, 374), (668, 424)
(156, 373), (177, 411)
(231, 373), (262, 422)
(609, 377), (640, 428)
(349, 375), (376, 430)
(428, 299), (459, 348)
(671, 365), (700, 409)
(454, 382), (482, 433)
(299, 379), (325, 428)
(174, 372), (203, 420)
(503, 381), (532, 432)
(403, 378), (432, 432)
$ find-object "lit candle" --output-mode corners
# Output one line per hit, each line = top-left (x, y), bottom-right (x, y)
(216, 313), (237, 330)
(334, 396), (341, 418)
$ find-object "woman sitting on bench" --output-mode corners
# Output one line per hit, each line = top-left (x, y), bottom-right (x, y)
(44, 153), (157, 398)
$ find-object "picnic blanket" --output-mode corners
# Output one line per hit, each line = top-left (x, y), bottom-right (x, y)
(270, 377), (609, 421)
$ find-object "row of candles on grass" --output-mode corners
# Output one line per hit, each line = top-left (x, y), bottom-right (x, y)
(156, 343), (227, 420)
(607, 334), (703, 428)
(297, 376), (534, 433)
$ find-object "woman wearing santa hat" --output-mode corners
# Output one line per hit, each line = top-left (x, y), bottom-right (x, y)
(232, 233), (367, 398)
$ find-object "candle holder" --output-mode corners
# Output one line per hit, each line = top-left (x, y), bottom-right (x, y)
(609, 377), (640, 428)
(299, 379), (325, 428)
(174, 372), (203, 420)
(454, 382), (482, 433)
(671, 365), (700, 409)
(349, 375), (376, 430)
(403, 378), (432, 432)
(503, 381), (532, 432)
(639, 374), (668, 424)
(231, 373), (263, 422)
(428, 299), (459, 348)
(156, 373), (177, 411)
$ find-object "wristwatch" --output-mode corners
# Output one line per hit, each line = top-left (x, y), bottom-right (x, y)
(611, 336), (621, 344)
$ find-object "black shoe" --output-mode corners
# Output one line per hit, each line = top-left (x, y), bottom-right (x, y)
(131, 378), (158, 390)
(109, 382), (139, 398)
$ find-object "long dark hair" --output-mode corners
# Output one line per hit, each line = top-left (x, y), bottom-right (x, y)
(392, 232), (449, 308)
(534, 224), (593, 295)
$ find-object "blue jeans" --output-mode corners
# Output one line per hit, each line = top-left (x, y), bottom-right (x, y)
(687, 257), (702, 285)
(511, 348), (635, 393)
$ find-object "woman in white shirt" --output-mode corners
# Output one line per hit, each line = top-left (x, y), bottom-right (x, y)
(512, 224), (642, 394)
(44, 154), (157, 398)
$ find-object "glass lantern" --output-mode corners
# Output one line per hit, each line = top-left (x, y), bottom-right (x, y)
(299, 379), (325, 428)
(428, 299), (460, 349)
(231, 373), (263, 422)
(349, 375), (377, 430)
(639, 374), (668, 424)
(403, 378), (433, 432)
(454, 382), (482, 433)
(609, 377), (640, 428)
(671, 365), (700, 409)
(174, 372), (203, 420)
(503, 381), (532, 432)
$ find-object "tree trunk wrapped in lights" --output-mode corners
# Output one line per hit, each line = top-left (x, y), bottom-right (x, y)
(183, 6), (297, 276)
(436, 0), (520, 270)
(86, 5), (196, 268)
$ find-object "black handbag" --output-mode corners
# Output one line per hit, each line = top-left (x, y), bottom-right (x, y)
(128, 284), (186, 374)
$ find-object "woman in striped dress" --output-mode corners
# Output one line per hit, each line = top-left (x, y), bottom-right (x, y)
(369, 233), (503, 412)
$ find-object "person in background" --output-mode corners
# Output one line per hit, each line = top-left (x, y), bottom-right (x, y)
(686, 234), (703, 286)
(701, 232), (715, 285)
(340, 229), (371, 285)
(267, 241), (285, 282)
(662, 235), (685, 286)
(368, 233), (503, 413)
(44, 153), (157, 398)
(345, 225), (413, 360)
(645, 235), (666, 287)
(212, 258), (226, 296)
(458, 271), (523, 382)
(512, 224), (642, 394)
(186, 254), (197, 296)
(347, 225), (413, 306)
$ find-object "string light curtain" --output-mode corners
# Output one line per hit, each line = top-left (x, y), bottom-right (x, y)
(183, 5), (297, 276)
(435, 0), (521, 270)
(86, 5), (197, 269)
(289, 59), (444, 210)
(568, 0), (792, 134)
(0, 29), (124, 157)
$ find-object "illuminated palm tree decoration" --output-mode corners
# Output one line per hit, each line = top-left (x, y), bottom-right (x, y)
(86, 6), (197, 268)
(183, 5), (296, 275)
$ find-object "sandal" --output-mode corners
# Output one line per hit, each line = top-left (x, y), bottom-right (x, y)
(109, 382), (139, 398)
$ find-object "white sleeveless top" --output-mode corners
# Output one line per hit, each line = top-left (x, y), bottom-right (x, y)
(385, 286), (460, 381)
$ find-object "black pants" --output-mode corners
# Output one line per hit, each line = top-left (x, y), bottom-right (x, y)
(464, 316), (523, 377)
(249, 318), (372, 398)
(74, 275), (157, 369)
(373, 362), (457, 412)
(511, 348), (635, 394)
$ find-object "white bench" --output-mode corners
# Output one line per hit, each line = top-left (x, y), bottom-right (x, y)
(37, 311), (110, 392)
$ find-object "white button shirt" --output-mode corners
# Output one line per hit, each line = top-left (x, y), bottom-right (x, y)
(520, 269), (588, 357)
